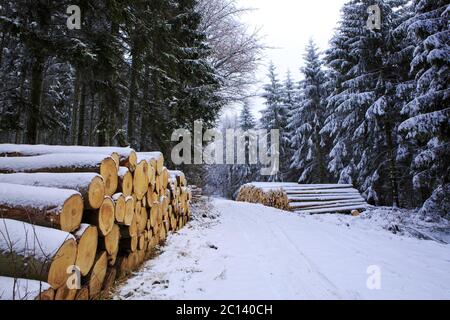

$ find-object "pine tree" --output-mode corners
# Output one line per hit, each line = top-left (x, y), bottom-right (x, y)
(289, 40), (329, 183)
(399, 0), (449, 218)
(282, 70), (297, 117)
(260, 63), (290, 181)
(239, 100), (256, 131)
(237, 101), (258, 185)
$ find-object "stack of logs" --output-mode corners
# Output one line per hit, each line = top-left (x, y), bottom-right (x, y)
(0, 144), (191, 300)
(237, 183), (369, 214)
(236, 183), (290, 211)
(188, 185), (203, 203)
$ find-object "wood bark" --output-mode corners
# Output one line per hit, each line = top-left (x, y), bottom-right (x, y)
(0, 219), (77, 289)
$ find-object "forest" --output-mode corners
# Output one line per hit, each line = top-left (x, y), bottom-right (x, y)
(0, 0), (448, 218)
(207, 0), (449, 219)
(0, 0), (260, 155)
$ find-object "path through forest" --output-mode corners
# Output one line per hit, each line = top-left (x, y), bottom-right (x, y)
(115, 199), (450, 300)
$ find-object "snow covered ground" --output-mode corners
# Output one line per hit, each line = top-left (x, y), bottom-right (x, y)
(115, 198), (450, 300)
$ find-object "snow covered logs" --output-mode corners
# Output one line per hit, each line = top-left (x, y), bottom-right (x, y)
(0, 183), (83, 232)
(0, 144), (191, 300)
(0, 219), (77, 289)
(0, 153), (118, 196)
(236, 184), (290, 211)
(0, 172), (105, 210)
(237, 183), (369, 214)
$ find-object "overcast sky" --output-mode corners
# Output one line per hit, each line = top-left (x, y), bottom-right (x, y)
(228, 0), (348, 118)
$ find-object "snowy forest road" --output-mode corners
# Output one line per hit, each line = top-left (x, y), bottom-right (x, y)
(115, 199), (450, 300)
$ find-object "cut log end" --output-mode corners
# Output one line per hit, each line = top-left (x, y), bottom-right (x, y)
(55, 284), (77, 300)
(101, 224), (120, 255)
(75, 225), (98, 276)
(87, 251), (107, 299)
(98, 197), (115, 236)
(128, 151), (137, 172)
(60, 194), (84, 232)
(88, 176), (106, 209)
(48, 239), (78, 289)
(123, 197), (135, 226)
(36, 288), (55, 300)
(120, 171), (133, 197)
(133, 161), (149, 200)
(114, 194), (126, 223)
(100, 158), (118, 196)
(74, 286), (89, 300)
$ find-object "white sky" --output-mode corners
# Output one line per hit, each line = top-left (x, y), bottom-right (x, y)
(227, 0), (348, 118)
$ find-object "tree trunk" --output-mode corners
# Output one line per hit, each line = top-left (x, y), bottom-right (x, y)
(26, 54), (45, 144)
(71, 71), (81, 145)
(385, 121), (399, 207)
(77, 82), (87, 145)
(88, 91), (96, 146)
(127, 43), (140, 149)
(15, 61), (28, 143)
(139, 65), (151, 151)
(97, 98), (108, 147)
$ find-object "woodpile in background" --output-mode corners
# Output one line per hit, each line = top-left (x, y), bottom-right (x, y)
(0, 144), (191, 300)
(237, 183), (369, 214)
(236, 184), (290, 211)
(188, 185), (203, 203)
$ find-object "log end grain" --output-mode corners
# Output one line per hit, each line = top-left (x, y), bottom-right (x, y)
(48, 239), (77, 289)
(75, 225), (98, 276)
(36, 287), (55, 300)
(60, 194), (84, 232)
(88, 175), (106, 209)
(113, 194), (126, 223)
(74, 286), (89, 300)
(55, 283), (77, 300)
(87, 251), (107, 299)
(102, 224), (120, 255)
(123, 197), (134, 226)
(121, 171), (133, 197)
(100, 158), (118, 196)
(99, 197), (115, 236)
(133, 161), (149, 200)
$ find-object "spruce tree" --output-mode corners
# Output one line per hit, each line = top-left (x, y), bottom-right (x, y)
(399, 0), (449, 217)
(239, 100), (256, 131)
(289, 40), (329, 183)
(260, 63), (290, 181)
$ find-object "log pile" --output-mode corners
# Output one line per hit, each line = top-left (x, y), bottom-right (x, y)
(236, 184), (290, 211)
(0, 144), (191, 300)
(237, 183), (369, 214)
(188, 185), (202, 203)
